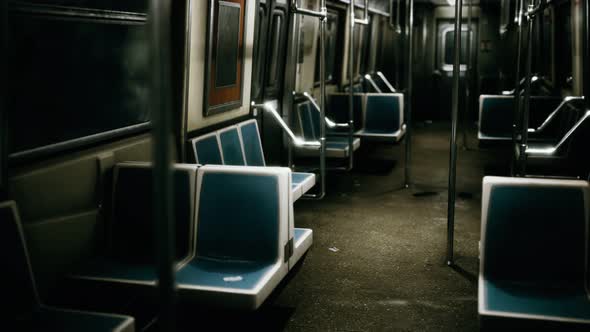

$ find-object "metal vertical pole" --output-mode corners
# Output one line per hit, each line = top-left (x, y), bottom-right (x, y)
(511, 0), (525, 175)
(446, 0), (463, 266)
(149, 0), (176, 330)
(462, 0), (472, 150)
(319, 0), (327, 198)
(348, 0), (356, 170)
(583, 0), (590, 110)
(404, 0), (414, 188)
(520, 1), (536, 176)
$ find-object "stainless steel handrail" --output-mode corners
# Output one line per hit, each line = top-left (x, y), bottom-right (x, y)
(376, 71), (396, 92)
(389, 0), (402, 33)
(354, 0), (369, 25)
(502, 75), (539, 95)
(251, 102), (321, 149)
(296, 92), (350, 129)
(528, 96), (585, 133)
(526, 110), (590, 155)
(290, 0), (327, 18)
(364, 74), (382, 93)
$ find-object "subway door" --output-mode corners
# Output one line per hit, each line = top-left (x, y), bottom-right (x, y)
(250, 0), (290, 165)
(433, 19), (477, 121)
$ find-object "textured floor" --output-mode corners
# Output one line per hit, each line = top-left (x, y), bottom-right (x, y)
(177, 123), (502, 331)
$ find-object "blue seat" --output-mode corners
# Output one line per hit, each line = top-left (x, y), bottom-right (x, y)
(1, 201), (135, 332)
(356, 93), (406, 142)
(479, 176), (590, 327)
(478, 95), (562, 143)
(71, 163), (198, 287)
(191, 132), (223, 165)
(176, 165), (292, 310)
(219, 127), (247, 166)
(294, 101), (361, 158)
(328, 93), (364, 132)
(190, 120), (316, 201)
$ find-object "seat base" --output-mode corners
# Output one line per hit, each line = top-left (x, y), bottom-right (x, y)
(291, 172), (316, 201)
(176, 258), (286, 310)
(290, 228), (313, 268)
(295, 137), (361, 159)
(25, 306), (135, 332)
(480, 279), (590, 325)
(355, 124), (406, 143)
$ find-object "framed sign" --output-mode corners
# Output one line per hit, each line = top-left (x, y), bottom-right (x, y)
(204, 0), (247, 116)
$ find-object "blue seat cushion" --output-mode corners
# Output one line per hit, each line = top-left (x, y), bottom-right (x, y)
(292, 172), (313, 185)
(365, 95), (401, 133)
(32, 307), (132, 332)
(176, 258), (277, 291)
(219, 128), (246, 166)
(482, 280), (590, 321)
(72, 258), (157, 284)
(239, 121), (265, 167)
(197, 171), (279, 262)
(193, 135), (223, 165)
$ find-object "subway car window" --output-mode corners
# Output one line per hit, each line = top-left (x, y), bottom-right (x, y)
(555, 3), (572, 89)
(314, 9), (342, 84)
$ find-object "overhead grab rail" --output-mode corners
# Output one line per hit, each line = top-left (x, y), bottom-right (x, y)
(290, 0), (327, 199)
(376, 71), (397, 92)
(251, 102), (321, 149)
(290, 0), (327, 18)
(353, 0), (370, 25)
(528, 96), (585, 133)
(295, 92), (350, 129)
(526, 110), (590, 155)
(502, 75), (539, 95)
(389, 0), (402, 33)
(364, 74), (383, 93)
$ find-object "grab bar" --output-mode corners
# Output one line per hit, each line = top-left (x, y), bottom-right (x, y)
(528, 96), (585, 133)
(389, 0), (402, 33)
(251, 102), (321, 149)
(290, 0), (327, 18)
(526, 110), (590, 155)
(364, 74), (382, 93)
(353, 0), (369, 25)
(502, 75), (539, 95)
(376, 71), (397, 92)
(295, 92), (349, 129)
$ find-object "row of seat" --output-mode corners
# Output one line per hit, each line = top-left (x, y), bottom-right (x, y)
(70, 163), (313, 310)
(191, 119), (316, 201)
(479, 176), (590, 329)
(2, 201), (136, 331)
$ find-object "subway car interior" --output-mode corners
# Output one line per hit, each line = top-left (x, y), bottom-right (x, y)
(2, 0), (590, 331)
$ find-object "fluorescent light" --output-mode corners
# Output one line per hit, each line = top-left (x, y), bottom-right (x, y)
(447, 0), (455, 5)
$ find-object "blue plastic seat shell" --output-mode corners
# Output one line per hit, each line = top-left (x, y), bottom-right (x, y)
(34, 307), (135, 332)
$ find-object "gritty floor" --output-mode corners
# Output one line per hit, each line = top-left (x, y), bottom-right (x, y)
(176, 122), (506, 331)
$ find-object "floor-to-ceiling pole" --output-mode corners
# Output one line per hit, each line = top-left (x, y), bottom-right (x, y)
(511, 0), (525, 176)
(462, 0), (472, 150)
(348, 0), (356, 170)
(446, 0), (463, 266)
(404, 0), (414, 188)
(149, 0), (176, 330)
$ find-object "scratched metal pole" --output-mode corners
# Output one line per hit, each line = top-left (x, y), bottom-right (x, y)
(446, 0), (463, 266)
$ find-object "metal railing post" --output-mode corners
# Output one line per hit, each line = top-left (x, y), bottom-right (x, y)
(462, 0), (472, 150)
(149, 0), (176, 330)
(347, 0), (356, 170)
(446, 0), (463, 266)
(519, 0), (537, 176)
(290, 0), (327, 199)
(511, 0), (526, 175)
(404, 0), (414, 188)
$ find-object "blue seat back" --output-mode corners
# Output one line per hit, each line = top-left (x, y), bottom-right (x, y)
(196, 168), (281, 263)
(238, 120), (266, 167)
(482, 177), (589, 287)
(192, 133), (223, 165)
(219, 127), (246, 166)
(365, 94), (403, 133)
(0, 201), (40, 317)
(295, 101), (318, 141)
(479, 95), (562, 139)
(328, 94), (363, 131)
(111, 164), (195, 264)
